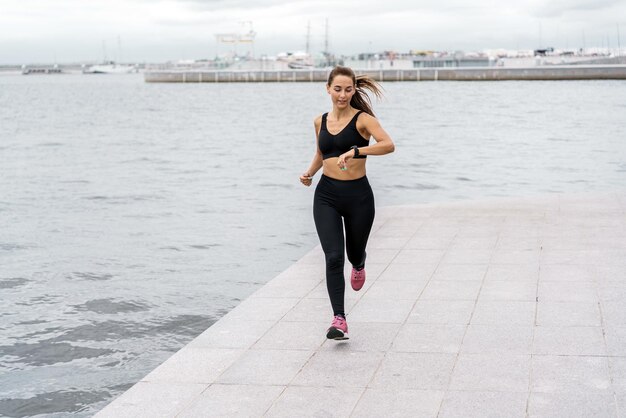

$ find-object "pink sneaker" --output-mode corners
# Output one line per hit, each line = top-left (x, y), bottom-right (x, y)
(351, 267), (366, 291)
(326, 315), (349, 340)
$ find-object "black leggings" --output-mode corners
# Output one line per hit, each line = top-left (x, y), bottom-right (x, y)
(313, 174), (375, 317)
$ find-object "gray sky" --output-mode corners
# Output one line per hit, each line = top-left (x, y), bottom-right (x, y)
(1, 0), (625, 64)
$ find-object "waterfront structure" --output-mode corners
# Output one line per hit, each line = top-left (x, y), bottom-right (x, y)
(144, 64), (626, 83)
(21, 64), (62, 74)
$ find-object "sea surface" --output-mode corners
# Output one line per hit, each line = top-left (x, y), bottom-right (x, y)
(1, 73), (625, 417)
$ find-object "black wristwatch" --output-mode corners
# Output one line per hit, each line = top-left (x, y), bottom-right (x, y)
(350, 145), (360, 157)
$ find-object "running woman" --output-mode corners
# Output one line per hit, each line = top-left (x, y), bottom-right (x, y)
(299, 66), (395, 340)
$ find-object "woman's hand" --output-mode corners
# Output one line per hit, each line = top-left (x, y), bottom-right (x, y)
(299, 172), (313, 187)
(337, 149), (355, 171)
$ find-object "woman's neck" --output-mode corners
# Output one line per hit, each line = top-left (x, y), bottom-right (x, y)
(330, 106), (355, 120)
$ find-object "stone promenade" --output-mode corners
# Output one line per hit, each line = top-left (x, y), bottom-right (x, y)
(95, 193), (626, 417)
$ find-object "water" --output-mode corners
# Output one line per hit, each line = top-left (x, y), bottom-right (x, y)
(1, 74), (625, 417)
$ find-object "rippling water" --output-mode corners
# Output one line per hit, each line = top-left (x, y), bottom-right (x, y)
(1, 74), (625, 417)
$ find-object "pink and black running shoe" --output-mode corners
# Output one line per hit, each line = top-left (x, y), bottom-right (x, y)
(350, 267), (366, 291)
(326, 315), (349, 340)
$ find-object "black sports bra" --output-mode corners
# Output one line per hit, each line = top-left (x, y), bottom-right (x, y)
(318, 111), (369, 160)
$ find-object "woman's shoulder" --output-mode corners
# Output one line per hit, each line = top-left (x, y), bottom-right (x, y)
(356, 110), (375, 119)
(314, 113), (325, 126)
(356, 110), (376, 126)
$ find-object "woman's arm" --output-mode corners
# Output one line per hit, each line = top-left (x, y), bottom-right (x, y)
(336, 113), (395, 170)
(356, 113), (395, 156)
(300, 116), (324, 187)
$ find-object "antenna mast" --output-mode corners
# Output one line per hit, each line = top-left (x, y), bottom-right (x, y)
(306, 20), (311, 55)
(618, 23), (622, 56)
(324, 18), (329, 55)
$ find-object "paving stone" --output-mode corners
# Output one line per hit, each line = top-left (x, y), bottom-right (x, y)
(364, 249), (400, 265)
(596, 265), (626, 283)
(528, 392), (618, 418)
(265, 386), (363, 418)
(438, 390), (528, 418)
(604, 327), (626, 356)
(93, 382), (207, 418)
(537, 281), (598, 302)
(541, 250), (603, 265)
(351, 388), (444, 418)
(533, 326), (606, 356)
(250, 278), (321, 298)
(251, 321), (327, 351)
(220, 296), (300, 322)
(283, 297), (356, 322)
(364, 279), (427, 300)
(539, 264), (597, 282)
(592, 250), (626, 266)
(491, 249), (540, 265)
(370, 352), (457, 390)
(307, 279), (373, 301)
(457, 226), (502, 237)
(609, 357), (626, 393)
(415, 226), (459, 240)
(461, 325), (533, 355)
(408, 300), (475, 325)
(536, 301), (601, 327)
(431, 264), (488, 282)
(441, 249), (493, 264)
(188, 319), (276, 349)
(471, 301), (536, 326)
(531, 355), (611, 393)
(448, 235), (498, 250)
(601, 301), (626, 327)
(392, 323), (466, 353)
(366, 236), (412, 249)
(141, 347), (244, 384)
(496, 236), (540, 250)
(377, 263), (437, 281)
(177, 384), (285, 418)
(597, 283), (626, 302)
(485, 264), (539, 282)
(479, 281), (537, 301)
(421, 280), (482, 301)
(394, 249), (446, 264)
(405, 234), (454, 250)
(348, 298), (415, 323)
(270, 264), (324, 282)
(374, 225), (422, 238)
(449, 353), (531, 392)
(291, 350), (384, 388)
(216, 349), (313, 385)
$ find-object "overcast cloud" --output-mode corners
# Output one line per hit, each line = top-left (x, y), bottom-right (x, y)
(0, 0), (624, 64)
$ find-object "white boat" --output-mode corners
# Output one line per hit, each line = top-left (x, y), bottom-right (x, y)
(278, 51), (315, 69)
(82, 61), (137, 74)
(288, 61), (315, 69)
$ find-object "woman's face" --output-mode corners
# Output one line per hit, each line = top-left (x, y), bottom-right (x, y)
(327, 75), (355, 109)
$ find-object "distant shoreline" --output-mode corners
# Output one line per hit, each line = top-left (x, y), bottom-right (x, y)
(4, 63), (626, 81)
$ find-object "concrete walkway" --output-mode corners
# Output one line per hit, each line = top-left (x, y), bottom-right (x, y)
(95, 193), (626, 417)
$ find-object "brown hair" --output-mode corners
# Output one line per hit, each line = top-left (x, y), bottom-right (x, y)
(327, 66), (383, 116)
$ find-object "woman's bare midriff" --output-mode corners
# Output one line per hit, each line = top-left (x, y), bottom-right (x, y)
(322, 158), (367, 180)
